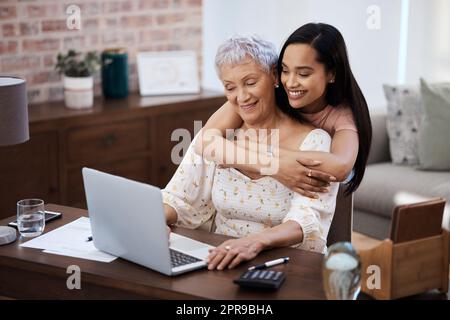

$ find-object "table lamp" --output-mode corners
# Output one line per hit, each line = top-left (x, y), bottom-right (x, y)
(0, 76), (29, 245)
(0, 76), (29, 146)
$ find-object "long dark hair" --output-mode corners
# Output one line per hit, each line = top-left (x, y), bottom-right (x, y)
(275, 23), (372, 195)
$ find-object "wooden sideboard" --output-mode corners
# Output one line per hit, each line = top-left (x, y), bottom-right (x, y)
(0, 91), (226, 220)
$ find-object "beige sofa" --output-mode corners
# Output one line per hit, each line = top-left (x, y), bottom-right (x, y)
(353, 113), (450, 239)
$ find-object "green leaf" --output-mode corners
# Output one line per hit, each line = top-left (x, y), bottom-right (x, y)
(54, 50), (101, 77)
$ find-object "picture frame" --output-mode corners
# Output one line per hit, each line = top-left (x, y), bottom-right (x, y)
(136, 50), (200, 96)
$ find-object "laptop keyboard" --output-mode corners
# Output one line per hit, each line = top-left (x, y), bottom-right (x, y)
(170, 248), (202, 268)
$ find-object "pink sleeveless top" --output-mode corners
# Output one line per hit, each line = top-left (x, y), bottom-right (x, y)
(301, 104), (357, 136)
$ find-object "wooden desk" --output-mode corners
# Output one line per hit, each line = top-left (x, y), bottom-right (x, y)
(0, 204), (326, 300)
(1, 204), (447, 300)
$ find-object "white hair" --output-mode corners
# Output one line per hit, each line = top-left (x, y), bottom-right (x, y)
(215, 35), (278, 75)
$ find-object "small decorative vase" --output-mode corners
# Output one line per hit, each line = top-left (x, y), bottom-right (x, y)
(101, 48), (129, 99)
(63, 76), (94, 109)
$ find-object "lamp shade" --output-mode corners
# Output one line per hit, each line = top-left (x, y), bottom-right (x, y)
(0, 76), (29, 146)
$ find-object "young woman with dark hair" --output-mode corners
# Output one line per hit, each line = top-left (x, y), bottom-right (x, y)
(195, 23), (372, 196)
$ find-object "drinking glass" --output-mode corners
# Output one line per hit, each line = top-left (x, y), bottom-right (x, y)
(17, 199), (45, 238)
(322, 242), (361, 300)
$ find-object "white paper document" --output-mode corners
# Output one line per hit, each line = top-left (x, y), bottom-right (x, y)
(20, 217), (117, 263)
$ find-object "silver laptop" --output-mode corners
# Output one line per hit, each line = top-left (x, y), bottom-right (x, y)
(82, 167), (214, 276)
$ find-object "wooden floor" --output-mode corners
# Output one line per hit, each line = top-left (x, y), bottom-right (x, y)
(352, 231), (450, 279)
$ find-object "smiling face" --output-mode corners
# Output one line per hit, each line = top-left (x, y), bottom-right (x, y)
(219, 58), (277, 125)
(280, 43), (334, 113)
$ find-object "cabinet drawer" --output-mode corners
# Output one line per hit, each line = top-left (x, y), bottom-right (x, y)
(66, 119), (149, 164)
(66, 157), (151, 208)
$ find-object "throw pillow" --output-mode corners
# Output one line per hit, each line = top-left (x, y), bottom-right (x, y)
(383, 84), (423, 165)
(417, 78), (450, 170)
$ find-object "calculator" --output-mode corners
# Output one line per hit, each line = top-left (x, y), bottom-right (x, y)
(233, 269), (285, 290)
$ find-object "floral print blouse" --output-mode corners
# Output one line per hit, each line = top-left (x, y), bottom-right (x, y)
(162, 128), (338, 254)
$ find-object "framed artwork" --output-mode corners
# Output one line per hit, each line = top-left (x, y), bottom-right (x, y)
(137, 51), (200, 96)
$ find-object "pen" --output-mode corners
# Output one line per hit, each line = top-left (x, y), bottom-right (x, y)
(248, 257), (290, 270)
(86, 236), (93, 242)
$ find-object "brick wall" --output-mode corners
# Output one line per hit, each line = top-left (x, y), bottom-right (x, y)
(0, 0), (202, 105)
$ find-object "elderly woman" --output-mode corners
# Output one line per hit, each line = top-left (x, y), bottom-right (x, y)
(163, 36), (338, 270)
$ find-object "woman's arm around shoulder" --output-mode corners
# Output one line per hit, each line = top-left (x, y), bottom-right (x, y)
(194, 101), (242, 157)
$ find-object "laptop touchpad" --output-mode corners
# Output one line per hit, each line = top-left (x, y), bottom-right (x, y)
(170, 233), (214, 258)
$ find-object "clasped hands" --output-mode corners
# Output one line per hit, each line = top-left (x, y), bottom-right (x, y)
(272, 149), (337, 198)
(220, 150), (336, 199)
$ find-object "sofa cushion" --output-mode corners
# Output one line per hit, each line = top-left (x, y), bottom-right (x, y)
(383, 84), (423, 165)
(417, 79), (450, 170)
(355, 163), (450, 227)
(367, 113), (391, 165)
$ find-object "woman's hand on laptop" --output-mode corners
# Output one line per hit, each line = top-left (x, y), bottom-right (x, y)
(206, 235), (267, 270)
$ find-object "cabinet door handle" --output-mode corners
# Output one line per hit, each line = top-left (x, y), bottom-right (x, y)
(103, 133), (118, 147)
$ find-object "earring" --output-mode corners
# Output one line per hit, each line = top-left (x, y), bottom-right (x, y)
(275, 84), (279, 88)
(329, 79), (335, 83)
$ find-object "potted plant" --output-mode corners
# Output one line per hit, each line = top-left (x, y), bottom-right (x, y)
(55, 50), (100, 109)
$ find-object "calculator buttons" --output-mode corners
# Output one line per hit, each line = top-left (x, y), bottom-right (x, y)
(234, 269), (286, 290)
(273, 271), (282, 280)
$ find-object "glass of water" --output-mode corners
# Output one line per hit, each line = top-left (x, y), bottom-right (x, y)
(322, 242), (361, 300)
(17, 199), (45, 238)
